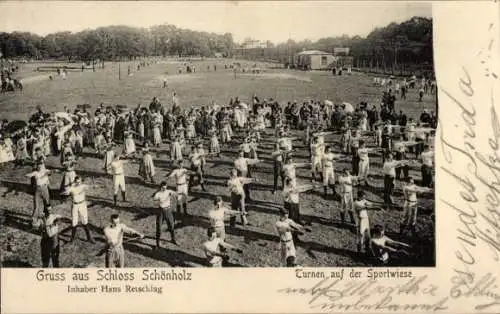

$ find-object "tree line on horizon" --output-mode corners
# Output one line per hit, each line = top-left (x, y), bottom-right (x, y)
(0, 16), (432, 68)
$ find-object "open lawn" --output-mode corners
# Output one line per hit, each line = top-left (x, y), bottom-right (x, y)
(0, 59), (436, 267)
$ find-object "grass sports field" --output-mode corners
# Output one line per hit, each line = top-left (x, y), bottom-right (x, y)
(0, 59), (436, 267)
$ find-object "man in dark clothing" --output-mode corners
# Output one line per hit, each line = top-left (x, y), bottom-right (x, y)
(35, 205), (64, 268)
(419, 110), (431, 125)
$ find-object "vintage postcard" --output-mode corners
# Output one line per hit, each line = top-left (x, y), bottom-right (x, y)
(0, 1), (498, 313)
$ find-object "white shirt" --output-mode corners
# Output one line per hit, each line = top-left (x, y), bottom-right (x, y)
(67, 184), (87, 203)
(228, 177), (245, 195)
(357, 148), (370, 161)
(110, 160), (125, 175)
(190, 152), (202, 166)
(404, 184), (418, 202)
(31, 169), (50, 186)
(421, 151), (433, 167)
(322, 153), (337, 168)
(241, 143), (251, 153)
(338, 175), (354, 193)
(279, 138), (293, 151)
(234, 157), (249, 173)
(203, 238), (223, 265)
(40, 214), (62, 238)
(154, 189), (175, 208)
(208, 207), (229, 228)
(169, 169), (188, 185)
(276, 218), (295, 242)
(383, 161), (399, 177)
(104, 223), (135, 247)
(354, 199), (370, 219)
(311, 143), (324, 157)
(282, 164), (296, 179)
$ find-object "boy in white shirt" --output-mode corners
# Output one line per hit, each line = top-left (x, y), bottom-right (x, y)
(400, 177), (432, 234)
(370, 225), (410, 265)
(337, 169), (359, 226)
(152, 181), (177, 247)
(109, 155), (128, 205)
(321, 146), (344, 197)
(167, 162), (194, 221)
(276, 208), (304, 266)
(354, 190), (383, 253)
(103, 214), (144, 268)
(62, 176), (94, 243)
(208, 196), (244, 241)
(203, 226), (242, 267)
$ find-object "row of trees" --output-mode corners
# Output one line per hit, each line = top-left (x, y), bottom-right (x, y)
(0, 16), (432, 70)
(236, 17), (433, 71)
(0, 24), (235, 61)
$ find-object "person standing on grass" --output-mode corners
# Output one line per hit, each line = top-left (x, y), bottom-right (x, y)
(233, 150), (261, 201)
(152, 181), (177, 247)
(26, 162), (51, 226)
(382, 153), (408, 210)
(103, 142), (115, 173)
(203, 226), (242, 267)
(62, 176), (95, 243)
(350, 129), (362, 175)
(109, 154), (128, 205)
(166, 162), (193, 221)
(282, 157), (311, 188)
(208, 127), (220, 156)
(59, 152), (77, 194)
(188, 144), (208, 192)
(227, 168), (252, 227)
(170, 134), (184, 162)
(354, 190), (383, 253)
(34, 205), (66, 268)
(357, 140), (379, 186)
(310, 135), (325, 182)
(276, 207), (305, 267)
(420, 145), (434, 188)
(138, 144), (156, 184)
(103, 214), (144, 268)
(282, 177), (315, 242)
(370, 225), (410, 265)
(271, 143), (292, 194)
(321, 146), (344, 197)
(400, 177), (433, 235)
(337, 169), (359, 226)
(208, 195), (245, 241)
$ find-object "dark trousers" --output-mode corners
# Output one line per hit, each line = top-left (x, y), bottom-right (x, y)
(285, 202), (300, 222)
(273, 161), (284, 191)
(396, 165), (409, 180)
(33, 185), (50, 221)
(415, 138), (424, 157)
(237, 170), (251, 200)
(421, 165), (433, 187)
(229, 193), (245, 227)
(352, 155), (360, 176)
(41, 237), (60, 267)
(156, 207), (175, 247)
(189, 165), (204, 188)
(383, 175), (395, 208)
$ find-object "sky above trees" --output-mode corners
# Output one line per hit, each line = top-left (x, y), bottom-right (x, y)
(0, 1), (432, 43)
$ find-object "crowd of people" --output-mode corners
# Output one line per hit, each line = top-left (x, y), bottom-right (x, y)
(0, 82), (435, 268)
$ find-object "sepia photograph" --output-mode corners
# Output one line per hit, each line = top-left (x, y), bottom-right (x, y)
(0, 1), (436, 269)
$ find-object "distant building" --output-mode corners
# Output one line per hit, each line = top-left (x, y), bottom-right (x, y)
(333, 47), (350, 56)
(241, 39), (267, 49)
(214, 52), (224, 59)
(293, 50), (335, 70)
